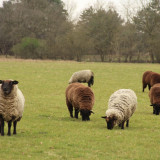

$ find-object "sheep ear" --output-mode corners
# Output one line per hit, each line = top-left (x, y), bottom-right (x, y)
(101, 116), (107, 119)
(12, 80), (19, 85)
(91, 111), (94, 114)
(0, 80), (3, 84)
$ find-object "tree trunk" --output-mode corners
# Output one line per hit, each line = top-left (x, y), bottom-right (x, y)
(76, 53), (81, 62)
(124, 54), (128, 62)
(100, 54), (105, 62)
(149, 52), (154, 63)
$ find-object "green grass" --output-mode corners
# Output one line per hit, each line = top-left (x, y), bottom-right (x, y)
(0, 59), (160, 160)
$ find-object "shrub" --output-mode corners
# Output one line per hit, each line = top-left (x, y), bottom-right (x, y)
(12, 37), (47, 59)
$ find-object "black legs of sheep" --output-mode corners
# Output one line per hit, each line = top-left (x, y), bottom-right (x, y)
(8, 120), (12, 136)
(13, 121), (17, 134)
(67, 104), (93, 121)
(67, 103), (79, 119)
(118, 120), (129, 129)
(143, 85), (151, 92)
(7, 120), (18, 136)
(0, 116), (4, 136)
(7, 120), (17, 135)
(66, 102), (73, 118)
(75, 109), (79, 119)
(0, 119), (18, 136)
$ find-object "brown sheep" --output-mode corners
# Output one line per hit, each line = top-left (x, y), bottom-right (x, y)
(150, 72), (160, 87)
(65, 83), (94, 121)
(149, 83), (160, 115)
(142, 71), (153, 92)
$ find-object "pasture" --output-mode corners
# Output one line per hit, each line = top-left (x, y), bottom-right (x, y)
(0, 59), (160, 160)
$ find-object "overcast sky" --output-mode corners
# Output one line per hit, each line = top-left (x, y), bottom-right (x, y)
(62, 0), (149, 20)
(0, 0), (149, 20)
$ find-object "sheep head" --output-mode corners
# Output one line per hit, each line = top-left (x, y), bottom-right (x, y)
(0, 80), (18, 95)
(101, 115), (117, 130)
(150, 104), (160, 115)
(80, 109), (94, 121)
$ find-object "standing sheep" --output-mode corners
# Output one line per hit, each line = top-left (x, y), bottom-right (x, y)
(102, 89), (137, 129)
(149, 83), (160, 115)
(150, 72), (160, 88)
(68, 70), (94, 87)
(65, 83), (94, 121)
(0, 80), (25, 136)
(142, 71), (153, 92)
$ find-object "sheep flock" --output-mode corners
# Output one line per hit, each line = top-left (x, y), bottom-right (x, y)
(0, 68), (159, 136)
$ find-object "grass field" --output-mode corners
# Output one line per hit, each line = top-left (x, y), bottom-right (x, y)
(0, 59), (160, 160)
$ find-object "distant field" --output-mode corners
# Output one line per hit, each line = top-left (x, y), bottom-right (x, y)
(0, 59), (160, 160)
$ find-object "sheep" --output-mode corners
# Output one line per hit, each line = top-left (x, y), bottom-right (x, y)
(149, 83), (160, 115)
(68, 70), (94, 87)
(101, 89), (137, 130)
(0, 80), (25, 136)
(142, 71), (153, 92)
(65, 83), (94, 121)
(150, 72), (160, 88)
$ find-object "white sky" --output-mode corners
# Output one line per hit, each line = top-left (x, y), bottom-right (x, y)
(62, 0), (148, 20)
(0, 0), (149, 20)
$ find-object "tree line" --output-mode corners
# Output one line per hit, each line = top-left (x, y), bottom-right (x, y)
(0, 0), (160, 63)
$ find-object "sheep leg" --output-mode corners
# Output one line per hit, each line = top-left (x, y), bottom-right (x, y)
(1, 119), (4, 136)
(126, 120), (129, 127)
(148, 85), (151, 90)
(66, 99), (73, 118)
(121, 121), (125, 129)
(156, 110), (159, 115)
(75, 109), (79, 119)
(13, 121), (17, 135)
(7, 120), (12, 136)
(143, 83), (147, 92)
(153, 106), (156, 114)
(67, 104), (73, 118)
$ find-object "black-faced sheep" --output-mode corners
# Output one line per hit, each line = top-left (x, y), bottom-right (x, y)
(102, 89), (137, 130)
(149, 83), (160, 115)
(65, 83), (94, 121)
(142, 71), (153, 92)
(0, 80), (25, 136)
(68, 70), (94, 87)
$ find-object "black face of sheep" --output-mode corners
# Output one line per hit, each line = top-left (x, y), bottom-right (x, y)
(0, 80), (18, 95)
(151, 104), (160, 115)
(88, 76), (94, 87)
(101, 116), (116, 130)
(80, 110), (94, 121)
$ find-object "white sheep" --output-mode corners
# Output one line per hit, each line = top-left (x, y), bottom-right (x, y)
(68, 70), (94, 87)
(102, 89), (137, 129)
(0, 80), (25, 136)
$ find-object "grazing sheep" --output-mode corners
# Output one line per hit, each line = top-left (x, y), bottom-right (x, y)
(65, 83), (94, 121)
(68, 70), (94, 87)
(0, 80), (25, 136)
(142, 71), (153, 92)
(149, 83), (160, 115)
(150, 72), (160, 88)
(102, 89), (137, 130)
